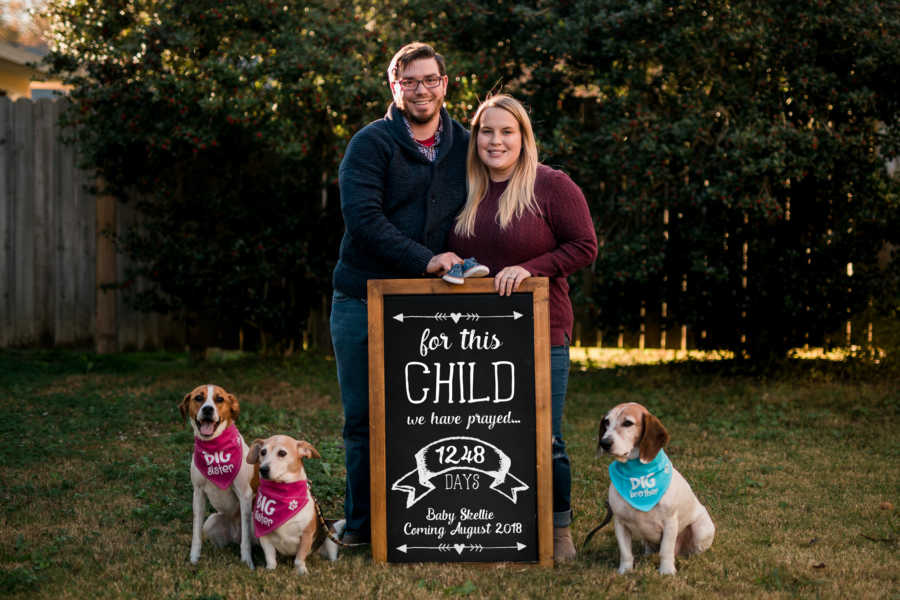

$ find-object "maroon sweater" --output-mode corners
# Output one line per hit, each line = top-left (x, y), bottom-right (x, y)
(448, 164), (598, 346)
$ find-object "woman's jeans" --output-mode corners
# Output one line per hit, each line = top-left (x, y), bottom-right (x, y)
(551, 345), (572, 527)
(331, 289), (573, 533)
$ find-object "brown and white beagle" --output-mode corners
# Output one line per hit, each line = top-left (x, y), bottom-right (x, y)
(597, 402), (715, 575)
(247, 435), (343, 574)
(179, 384), (255, 569)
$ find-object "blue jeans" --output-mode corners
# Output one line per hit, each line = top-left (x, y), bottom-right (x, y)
(551, 345), (572, 527)
(330, 290), (371, 537)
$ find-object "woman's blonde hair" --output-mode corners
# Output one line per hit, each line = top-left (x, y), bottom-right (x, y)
(454, 94), (540, 237)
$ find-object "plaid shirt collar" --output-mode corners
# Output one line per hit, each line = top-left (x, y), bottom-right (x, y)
(402, 113), (443, 162)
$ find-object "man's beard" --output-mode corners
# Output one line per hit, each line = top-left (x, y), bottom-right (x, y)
(404, 108), (436, 125)
(401, 97), (441, 125)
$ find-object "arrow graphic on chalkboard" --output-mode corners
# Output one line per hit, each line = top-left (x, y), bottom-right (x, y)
(396, 542), (527, 554)
(393, 311), (523, 323)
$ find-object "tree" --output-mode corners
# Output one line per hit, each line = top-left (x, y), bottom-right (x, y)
(411, 0), (900, 359)
(42, 0), (394, 350)
(43, 0), (900, 359)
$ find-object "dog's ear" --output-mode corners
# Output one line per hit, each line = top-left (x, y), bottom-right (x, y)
(596, 417), (610, 456)
(179, 393), (192, 421)
(297, 440), (321, 459)
(246, 439), (265, 464)
(639, 412), (669, 463)
(227, 393), (239, 420)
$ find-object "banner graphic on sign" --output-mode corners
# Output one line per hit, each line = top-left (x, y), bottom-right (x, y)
(391, 436), (529, 508)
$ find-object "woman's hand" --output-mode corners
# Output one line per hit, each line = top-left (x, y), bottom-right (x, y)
(494, 266), (531, 296)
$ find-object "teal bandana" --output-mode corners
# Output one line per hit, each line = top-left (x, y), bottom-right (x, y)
(609, 449), (673, 512)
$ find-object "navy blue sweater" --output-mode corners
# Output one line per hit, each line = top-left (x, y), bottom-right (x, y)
(333, 104), (469, 298)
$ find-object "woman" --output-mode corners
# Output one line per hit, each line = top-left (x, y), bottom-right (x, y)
(448, 94), (598, 561)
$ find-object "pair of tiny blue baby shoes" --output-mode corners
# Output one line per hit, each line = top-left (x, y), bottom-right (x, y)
(442, 257), (489, 285)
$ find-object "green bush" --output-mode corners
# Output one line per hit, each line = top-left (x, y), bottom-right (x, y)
(412, 0), (900, 359)
(43, 0), (392, 349)
(43, 0), (900, 360)
(567, 1), (900, 359)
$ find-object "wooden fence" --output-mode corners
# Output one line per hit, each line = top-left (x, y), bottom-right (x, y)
(0, 97), (181, 350)
(0, 96), (878, 354)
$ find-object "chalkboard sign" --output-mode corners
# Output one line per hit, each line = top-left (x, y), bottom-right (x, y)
(368, 278), (552, 566)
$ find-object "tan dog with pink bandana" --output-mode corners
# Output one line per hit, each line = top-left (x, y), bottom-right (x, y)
(247, 435), (343, 575)
(179, 384), (255, 569)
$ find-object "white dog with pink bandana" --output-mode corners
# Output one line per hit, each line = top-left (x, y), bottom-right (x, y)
(180, 384), (255, 569)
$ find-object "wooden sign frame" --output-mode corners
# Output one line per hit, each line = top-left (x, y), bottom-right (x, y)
(367, 278), (552, 567)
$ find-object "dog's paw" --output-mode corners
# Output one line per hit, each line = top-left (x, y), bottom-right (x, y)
(242, 554), (254, 570)
(295, 563), (309, 576)
(617, 563), (633, 575)
(333, 519), (347, 537)
(319, 539), (339, 561)
(659, 562), (677, 575)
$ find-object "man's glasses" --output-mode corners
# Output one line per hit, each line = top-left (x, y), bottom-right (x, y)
(396, 75), (443, 91)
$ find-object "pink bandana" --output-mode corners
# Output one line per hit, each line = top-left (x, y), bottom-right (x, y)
(193, 423), (244, 490)
(253, 479), (310, 537)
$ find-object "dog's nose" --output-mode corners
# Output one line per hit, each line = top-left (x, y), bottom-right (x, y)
(201, 405), (214, 418)
(599, 437), (613, 452)
(260, 465), (270, 479)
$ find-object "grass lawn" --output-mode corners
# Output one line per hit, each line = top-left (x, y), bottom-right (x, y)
(0, 349), (897, 599)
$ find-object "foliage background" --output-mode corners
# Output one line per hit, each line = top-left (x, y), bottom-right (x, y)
(41, 0), (900, 359)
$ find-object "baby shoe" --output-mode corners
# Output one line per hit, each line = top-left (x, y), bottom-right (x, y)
(461, 257), (489, 278)
(442, 263), (465, 285)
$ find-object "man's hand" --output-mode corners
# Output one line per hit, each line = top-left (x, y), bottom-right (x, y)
(425, 252), (462, 275)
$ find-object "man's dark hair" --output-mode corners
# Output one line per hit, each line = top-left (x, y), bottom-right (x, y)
(387, 42), (446, 85)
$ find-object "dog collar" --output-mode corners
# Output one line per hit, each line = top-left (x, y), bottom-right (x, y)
(609, 449), (673, 512)
(253, 479), (310, 538)
(193, 423), (243, 490)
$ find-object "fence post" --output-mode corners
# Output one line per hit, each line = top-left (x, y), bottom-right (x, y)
(95, 178), (116, 353)
(0, 98), (11, 347)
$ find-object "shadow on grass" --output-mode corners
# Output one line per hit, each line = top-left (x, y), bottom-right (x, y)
(0, 349), (189, 389)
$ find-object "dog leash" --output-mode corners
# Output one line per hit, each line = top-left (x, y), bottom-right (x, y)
(308, 484), (368, 548)
(582, 500), (613, 550)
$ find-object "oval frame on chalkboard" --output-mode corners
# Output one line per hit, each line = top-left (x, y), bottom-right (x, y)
(367, 278), (552, 567)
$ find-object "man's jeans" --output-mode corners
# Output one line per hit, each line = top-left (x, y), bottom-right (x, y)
(551, 345), (572, 527)
(330, 290), (370, 537)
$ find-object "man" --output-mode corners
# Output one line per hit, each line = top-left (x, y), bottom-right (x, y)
(331, 42), (468, 545)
